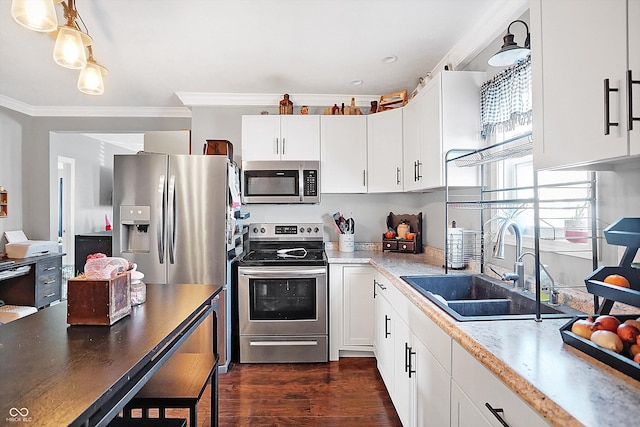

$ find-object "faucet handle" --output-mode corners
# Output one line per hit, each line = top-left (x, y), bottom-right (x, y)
(489, 265), (519, 283)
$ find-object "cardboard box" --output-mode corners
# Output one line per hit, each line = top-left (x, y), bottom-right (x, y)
(67, 272), (131, 325)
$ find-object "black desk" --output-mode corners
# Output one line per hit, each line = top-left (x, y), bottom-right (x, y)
(0, 283), (222, 426)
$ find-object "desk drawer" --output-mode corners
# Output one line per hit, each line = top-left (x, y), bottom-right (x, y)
(36, 257), (61, 307)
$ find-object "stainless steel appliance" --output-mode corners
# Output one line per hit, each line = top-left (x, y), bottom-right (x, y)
(113, 153), (241, 371)
(241, 160), (320, 204)
(237, 223), (328, 363)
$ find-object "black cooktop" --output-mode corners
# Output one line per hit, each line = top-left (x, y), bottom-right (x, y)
(241, 243), (326, 266)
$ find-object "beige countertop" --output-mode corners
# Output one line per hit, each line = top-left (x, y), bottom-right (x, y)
(326, 249), (640, 427)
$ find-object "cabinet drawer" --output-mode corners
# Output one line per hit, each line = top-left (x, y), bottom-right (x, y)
(452, 341), (549, 427)
(37, 257), (61, 275)
(383, 240), (398, 251)
(36, 257), (61, 307)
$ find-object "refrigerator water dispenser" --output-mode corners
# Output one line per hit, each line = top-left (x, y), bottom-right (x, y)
(120, 206), (151, 253)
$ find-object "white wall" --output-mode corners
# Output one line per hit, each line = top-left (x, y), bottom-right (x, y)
(49, 133), (137, 235)
(17, 115), (190, 244)
(0, 108), (28, 248)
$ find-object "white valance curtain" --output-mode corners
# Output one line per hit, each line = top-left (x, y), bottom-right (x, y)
(480, 55), (532, 139)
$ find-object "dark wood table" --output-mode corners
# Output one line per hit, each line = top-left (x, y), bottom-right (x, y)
(0, 283), (222, 427)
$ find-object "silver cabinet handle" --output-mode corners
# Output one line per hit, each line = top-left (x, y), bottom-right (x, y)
(363, 170), (366, 187)
(282, 137), (286, 155)
(396, 167), (401, 185)
(43, 279), (57, 285)
(43, 293), (56, 298)
(44, 266), (57, 271)
(275, 137), (279, 154)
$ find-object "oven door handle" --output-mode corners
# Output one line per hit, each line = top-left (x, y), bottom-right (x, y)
(238, 267), (326, 278)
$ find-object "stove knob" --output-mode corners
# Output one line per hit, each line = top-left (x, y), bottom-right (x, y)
(307, 227), (312, 233)
(314, 227), (319, 233)
(299, 227), (305, 233)
(252, 227), (259, 233)
(260, 227), (266, 234)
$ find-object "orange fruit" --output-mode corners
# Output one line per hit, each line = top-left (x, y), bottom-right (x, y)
(604, 274), (630, 288)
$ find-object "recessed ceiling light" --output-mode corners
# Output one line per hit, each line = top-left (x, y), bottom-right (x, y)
(382, 55), (398, 63)
(351, 80), (363, 86)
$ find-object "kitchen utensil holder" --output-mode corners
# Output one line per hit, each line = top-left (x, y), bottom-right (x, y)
(339, 234), (354, 252)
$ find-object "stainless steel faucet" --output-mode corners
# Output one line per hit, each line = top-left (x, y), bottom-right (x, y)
(492, 219), (523, 288)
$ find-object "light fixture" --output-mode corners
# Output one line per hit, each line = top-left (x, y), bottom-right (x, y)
(488, 20), (530, 67)
(78, 46), (107, 95)
(52, 0), (92, 69)
(12, 0), (106, 95)
(382, 55), (398, 63)
(11, 0), (58, 32)
(350, 79), (363, 86)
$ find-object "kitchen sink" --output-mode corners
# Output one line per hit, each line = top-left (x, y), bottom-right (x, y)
(400, 274), (582, 321)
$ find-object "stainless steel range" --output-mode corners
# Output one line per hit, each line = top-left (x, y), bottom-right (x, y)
(237, 222), (327, 363)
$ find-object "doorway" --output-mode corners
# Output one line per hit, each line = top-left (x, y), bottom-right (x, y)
(58, 156), (75, 294)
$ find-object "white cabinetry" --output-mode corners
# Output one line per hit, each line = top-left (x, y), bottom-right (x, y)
(241, 115), (320, 161)
(532, 0), (640, 169)
(374, 272), (452, 427)
(414, 71), (485, 189)
(329, 264), (375, 361)
(320, 116), (368, 193)
(367, 108), (403, 192)
(451, 340), (550, 427)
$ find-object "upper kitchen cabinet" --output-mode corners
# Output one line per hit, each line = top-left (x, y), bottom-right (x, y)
(241, 115), (320, 161)
(406, 71), (485, 191)
(321, 115), (368, 193)
(367, 108), (403, 193)
(532, 0), (640, 170)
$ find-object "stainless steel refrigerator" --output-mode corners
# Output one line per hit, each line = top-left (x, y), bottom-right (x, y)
(112, 153), (231, 364)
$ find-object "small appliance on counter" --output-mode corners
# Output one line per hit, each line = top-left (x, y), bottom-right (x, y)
(382, 212), (423, 254)
(3, 230), (57, 259)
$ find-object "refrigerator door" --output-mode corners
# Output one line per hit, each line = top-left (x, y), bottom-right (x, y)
(167, 155), (228, 286)
(113, 153), (168, 284)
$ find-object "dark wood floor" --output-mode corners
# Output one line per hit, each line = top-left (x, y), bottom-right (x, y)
(158, 357), (401, 426)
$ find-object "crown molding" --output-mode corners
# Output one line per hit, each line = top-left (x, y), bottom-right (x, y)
(175, 92), (380, 107)
(430, 0), (528, 74)
(0, 95), (192, 118)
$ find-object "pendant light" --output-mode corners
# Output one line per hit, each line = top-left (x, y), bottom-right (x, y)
(52, 0), (91, 69)
(488, 20), (531, 67)
(78, 46), (107, 95)
(11, 0), (58, 32)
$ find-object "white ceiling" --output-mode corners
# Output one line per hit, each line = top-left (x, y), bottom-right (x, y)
(0, 0), (527, 115)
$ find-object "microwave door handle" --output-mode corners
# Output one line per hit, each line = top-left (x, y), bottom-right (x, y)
(299, 169), (304, 202)
(168, 174), (176, 264)
(157, 174), (166, 264)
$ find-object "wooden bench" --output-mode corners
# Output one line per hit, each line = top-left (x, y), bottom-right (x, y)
(122, 353), (219, 427)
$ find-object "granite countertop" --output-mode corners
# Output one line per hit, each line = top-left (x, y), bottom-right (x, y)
(326, 249), (640, 427)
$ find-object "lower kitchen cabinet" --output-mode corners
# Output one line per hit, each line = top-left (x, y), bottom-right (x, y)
(329, 264), (375, 360)
(451, 340), (550, 427)
(374, 271), (452, 427)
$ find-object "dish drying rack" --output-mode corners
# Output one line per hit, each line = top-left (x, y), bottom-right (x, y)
(444, 132), (599, 319)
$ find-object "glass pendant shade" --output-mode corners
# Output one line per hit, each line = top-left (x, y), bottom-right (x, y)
(78, 60), (106, 95)
(53, 25), (89, 69)
(11, 0), (58, 32)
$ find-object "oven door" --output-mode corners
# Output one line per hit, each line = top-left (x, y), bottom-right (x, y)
(238, 266), (327, 336)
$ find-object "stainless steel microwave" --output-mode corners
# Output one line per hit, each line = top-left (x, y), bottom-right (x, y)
(241, 160), (320, 204)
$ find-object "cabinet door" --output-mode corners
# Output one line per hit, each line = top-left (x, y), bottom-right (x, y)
(367, 108), (403, 192)
(241, 115), (281, 161)
(392, 315), (413, 427)
(535, 0), (628, 169)
(451, 380), (493, 427)
(402, 93), (425, 191)
(630, 0), (640, 155)
(321, 116), (368, 193)
(422, 79), (444, 188)
(342, 265), (375, 346)
(280, 115), (320, 160)
(413, 335), (451, 427)
(374, 281), (395, 394)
